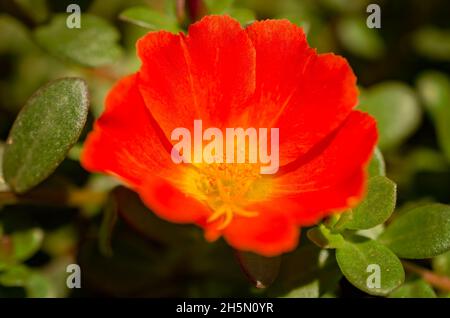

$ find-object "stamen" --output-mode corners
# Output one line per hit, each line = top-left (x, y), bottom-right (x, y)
(187, 163), (262, 230)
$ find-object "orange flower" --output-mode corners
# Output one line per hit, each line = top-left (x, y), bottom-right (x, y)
(81, 15), (377, 256)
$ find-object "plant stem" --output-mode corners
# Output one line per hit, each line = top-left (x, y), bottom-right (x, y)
(176, 0), (186, 25)
(402, 260), (450, 292)
(83, 67), (119, 82)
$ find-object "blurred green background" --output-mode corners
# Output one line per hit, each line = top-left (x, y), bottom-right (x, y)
(0, 0), (449, 297)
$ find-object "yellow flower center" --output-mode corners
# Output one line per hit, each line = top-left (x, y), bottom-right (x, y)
(180, 163), (272, 229)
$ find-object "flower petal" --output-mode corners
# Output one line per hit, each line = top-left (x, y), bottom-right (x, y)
(272, 111), (377, 223)
(217, 206), (299, 257)
(137, 15), (255, 137)
(267, 169), (365, 226)
(245, 20), (358, 165)
(138, 173), (211, 224)
(81, 74), (173, 187)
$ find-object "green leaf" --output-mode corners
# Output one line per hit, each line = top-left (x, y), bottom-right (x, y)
(319, 0), (370, 13)
(359, 82), (421, 150)
(0, 228), (44, 271)
(0, 228), (43, 269)
(378, 204), (450, 259)
(389, 280), (437, 298)
(204, 0), (235, 13)
(0, 265), (51, 297)
(2, 78), (89, 193)
(11, 228), (44, 263)
(0, 143), (9, 192)
(344, 176), (396, 230)
(336, 237), (404, 296)
(432, 250), (450, 277)
(412, 27), (450, 61)
(416, 71), (450, 161)
(228, 8), (256, 25)
(119, 6), (181, 33)
(0, 265), (30, 286)
(235, 251), (281, 288)
(307, 224), (345, 249)
(204, 0), (255, 25)
(67, 143), (83, 161)
(34, 14), (122, 67)
(0, 14), (35, 54)
(42, 226), (78, 257)
(269, 245), (342, 298)
(336, 17), (385, 60)
(14, 0), (49, 23)
(368, 147), (386, 177)
(25, 272), (52, 298)
(417, 71), (450, 116)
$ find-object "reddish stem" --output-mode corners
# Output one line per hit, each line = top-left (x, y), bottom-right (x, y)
(402, 261), (450, 292)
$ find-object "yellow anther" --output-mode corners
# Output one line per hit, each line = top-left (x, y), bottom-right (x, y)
(181, 163), (262, 230)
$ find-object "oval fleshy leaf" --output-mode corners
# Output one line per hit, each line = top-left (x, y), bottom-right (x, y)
(119, 6), (180, 33)
(336, 237), (404, 296)
(359, 82), (421, 150)
(344, 176), (396, 230)
(336, 17), (385, 60)
(389, 280), (436, 298)
(432, 250), (450, 277)
(0, 143), (9, 191)
(368, 147), (386, 177)
(412, 27), (450, 62)
(34, 14), (122, 67)
(2, 78), (89, 193)
(416, 71), (450, 161)
(378, 203), (450, 259)
(12, 228), (44, 262)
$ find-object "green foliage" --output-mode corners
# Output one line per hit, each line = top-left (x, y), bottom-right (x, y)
(389, 279), (437, 298)
(343, 176), (396, 230)
(416, 71), (450, 162)
(35, 14), (122, 67)
(0, 228), (44, 269)
(0, 144), (8, 192)
(412, 27), (450, 62)
(226, 8), (256, 25)
(119, 6), (181, 32)
(307, 224), (345, 249)
(0, 15), (34, 54)
(10, 228), (44, 264)
(368, 147), (386, 177)
(336, 16), (385, 60)
(204, 0), (255, 24)
(379, 204), (450, 259)
(359, 82), (421, 150)
(14, 0), (49, 23)
(0, 265), (51, 298)
(319, 0), (370, 13)
(0, 0), (449, 299)
(204, 0), (235, 14)
(432, 250), (450, 277)
(336, 237), (404, 296)
(270, 245), (341, 298)
(2, 78), (89, 193)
